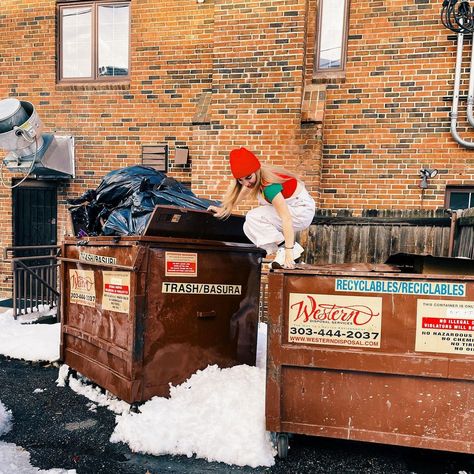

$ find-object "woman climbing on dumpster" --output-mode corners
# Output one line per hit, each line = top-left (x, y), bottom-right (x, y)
(208, 147), (316, 269)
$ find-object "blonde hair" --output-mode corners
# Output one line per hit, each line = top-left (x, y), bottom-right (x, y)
(218, 163), (300, 218)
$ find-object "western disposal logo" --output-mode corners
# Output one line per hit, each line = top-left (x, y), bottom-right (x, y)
(162, 282), (241, 295)
(288, 292), (382, 348)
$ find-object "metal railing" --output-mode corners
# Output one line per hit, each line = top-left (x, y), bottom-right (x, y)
(3, 245), (60, 320)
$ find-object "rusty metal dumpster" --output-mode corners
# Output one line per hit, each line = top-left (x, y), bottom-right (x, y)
(61, 206), (264, 404)
(266, 257), (474, 457)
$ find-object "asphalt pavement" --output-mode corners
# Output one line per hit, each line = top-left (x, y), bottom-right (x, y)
(0, 356), (473, 474)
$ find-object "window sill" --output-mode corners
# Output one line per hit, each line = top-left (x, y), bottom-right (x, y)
(312, 70), (346, 83)
(56, 81), (130, 91)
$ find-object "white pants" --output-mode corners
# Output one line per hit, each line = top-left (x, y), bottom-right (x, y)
(243, 187), (315, 255)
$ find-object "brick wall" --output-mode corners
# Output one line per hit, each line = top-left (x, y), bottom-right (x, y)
(0, 0), (473, 295)
(191, 0), (319, 212)
(315, 0), (474, 211)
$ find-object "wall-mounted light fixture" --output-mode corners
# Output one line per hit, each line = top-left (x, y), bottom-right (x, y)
(196, 0), (205, 3)
(419, 168), (438, 189)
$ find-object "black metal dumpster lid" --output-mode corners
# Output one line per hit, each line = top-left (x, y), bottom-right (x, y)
(142, 205), (251, 243)
(386, 252), (474, 275)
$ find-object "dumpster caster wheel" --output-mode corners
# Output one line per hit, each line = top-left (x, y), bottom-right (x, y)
(277, 433), (289, 459)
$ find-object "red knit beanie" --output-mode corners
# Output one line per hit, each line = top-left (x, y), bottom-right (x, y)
(229, 147), (261, 179)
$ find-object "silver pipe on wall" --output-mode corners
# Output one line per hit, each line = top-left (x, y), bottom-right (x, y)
(450, 32), (474, 148)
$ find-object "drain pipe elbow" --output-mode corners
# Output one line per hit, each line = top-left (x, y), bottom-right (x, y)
(467, 96), (474, 128)
(451, 117), (474, 148)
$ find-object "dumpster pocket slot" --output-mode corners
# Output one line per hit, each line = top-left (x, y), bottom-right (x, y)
(197, 310), (216, 319)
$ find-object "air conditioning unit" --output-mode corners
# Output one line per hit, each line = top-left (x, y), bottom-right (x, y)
(0, 98), (74, 179)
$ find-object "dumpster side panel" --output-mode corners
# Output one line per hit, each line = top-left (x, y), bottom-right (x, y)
(266, 270), (474, 454)
(61, 243), (146, 402)
(141, 246), (261, 398)
(280, 367), (474, 453)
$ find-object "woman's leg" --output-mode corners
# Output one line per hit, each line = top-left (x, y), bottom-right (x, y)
(243, 189), (315, 255)
(243, 206), (283, 255)
(286, 188), (316, 231)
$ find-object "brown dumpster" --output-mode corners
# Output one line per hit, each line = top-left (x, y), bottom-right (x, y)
(266, 256), (474, 458)
(60, 206), (264, 404)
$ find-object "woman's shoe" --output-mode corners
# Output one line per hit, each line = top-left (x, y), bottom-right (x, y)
(271, 242), (304, 269)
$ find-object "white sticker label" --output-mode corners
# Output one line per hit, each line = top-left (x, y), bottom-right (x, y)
(162, 282), (241, 295)
(165, 252), (197, 277)
(79, 252), (117, 265)
(288, 292), (382, 348)
(416, 299), (474, 354)
(69, 269), (96, 307)
(335, 278), (465, 297)
(102, 271), (130, 314)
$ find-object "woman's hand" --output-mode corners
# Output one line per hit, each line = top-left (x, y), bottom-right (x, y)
(207, 205), (226, 218)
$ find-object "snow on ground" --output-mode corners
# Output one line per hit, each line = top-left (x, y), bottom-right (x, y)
(0, 308), (70, 473)
(0, 401), (12, 437)
(0, 399), (74, 474)
(56, 367), (130, 415)
(0, 307), (59, 362)
(0, 308), (275, 468)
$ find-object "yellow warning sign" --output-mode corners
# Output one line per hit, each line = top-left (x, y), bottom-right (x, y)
(102, 271), (130, 314)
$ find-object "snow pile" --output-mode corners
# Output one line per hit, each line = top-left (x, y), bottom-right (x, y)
(0, 312), (59, 362)
(0, 312), (276, 468)
(59, 323), (275, 467)
(0, 442), (75, 474)
(110, 363), (275, 468)
(1, 305), (57, 323)
(67, 374), (130, 415)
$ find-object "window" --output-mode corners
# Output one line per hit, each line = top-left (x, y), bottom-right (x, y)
(314, 0), (349, 76)
(58, 1), (130, 82)
(445, 186), (474, 210)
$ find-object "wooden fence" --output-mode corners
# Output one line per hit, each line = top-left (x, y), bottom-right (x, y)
(453, 207), (474, 259)
(299, 209), (454, 264)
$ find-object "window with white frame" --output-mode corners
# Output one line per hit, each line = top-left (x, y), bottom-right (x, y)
(314, 0), (350, 76)
(445, 186), (474, 210)
(58, 1), (130, 82)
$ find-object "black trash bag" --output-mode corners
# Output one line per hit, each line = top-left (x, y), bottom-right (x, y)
(131, 212), (154, 235)
(68, 165), (222, 236)
(102, 208), (134, 236)
(68, 202), (103, 236)
(154, 176), (195, 196)
(94, 165), (167, 207)
(130, 190), (158, 216)
(129, 189), (180, 216)
(66, 189), (97, 206)
(156, 188), (218, 210)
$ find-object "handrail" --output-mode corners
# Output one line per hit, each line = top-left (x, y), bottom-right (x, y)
(3, 245), (60, 320)
(14, 260), (59, 297)
(3, 245), (60, 259)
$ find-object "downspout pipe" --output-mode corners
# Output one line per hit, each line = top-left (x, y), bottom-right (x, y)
(466, 33), (474, 126)
(451, 32), (474, 148)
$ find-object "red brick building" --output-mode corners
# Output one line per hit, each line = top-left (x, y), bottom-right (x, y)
(0, 0), (473, 296)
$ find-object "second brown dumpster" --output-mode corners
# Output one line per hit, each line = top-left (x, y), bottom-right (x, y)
(266, 257), (474, 457)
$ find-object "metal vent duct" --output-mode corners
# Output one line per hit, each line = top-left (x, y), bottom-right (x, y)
(0, 98), (74, 179)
